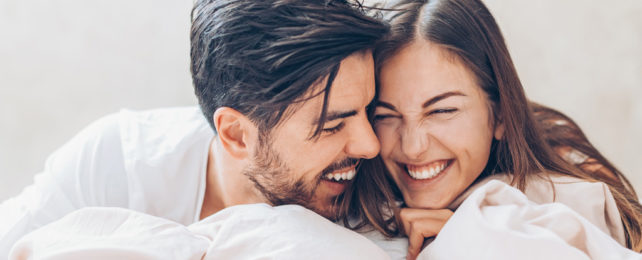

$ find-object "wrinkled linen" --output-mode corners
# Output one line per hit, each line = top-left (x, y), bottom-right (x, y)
(449, 173), (627, 245)
(360, 173), (630, 260)
(9, 204), (390, 260)
(9, 177), (641, 260)
(419, 180), (642, 260)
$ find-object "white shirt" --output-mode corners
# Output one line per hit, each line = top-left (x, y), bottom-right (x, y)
(0, 106), (214, 257)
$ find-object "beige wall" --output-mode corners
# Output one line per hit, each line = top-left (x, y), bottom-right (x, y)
(1, 0), (640, 200)
(485, 0), (642, 197)
(0, 0), (197, 199)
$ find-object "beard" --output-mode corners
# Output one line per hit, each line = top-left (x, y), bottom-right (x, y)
(242, 134), (359, 220)
(242, 134), (319, 210)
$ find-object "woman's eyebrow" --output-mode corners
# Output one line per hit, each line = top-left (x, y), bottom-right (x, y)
(375, 101), (397, 111)
(422, 91), (466, 108)
(375, 91), (466, 111)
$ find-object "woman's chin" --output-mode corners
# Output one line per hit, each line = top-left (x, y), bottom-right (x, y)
(404, 193), (453, 209)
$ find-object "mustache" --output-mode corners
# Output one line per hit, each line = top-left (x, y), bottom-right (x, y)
(322, 158), (360, 175)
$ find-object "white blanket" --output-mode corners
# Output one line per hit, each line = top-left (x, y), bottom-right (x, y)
(9, 204), (389, 260)
(9, 181), (641, 259)
(420, 180), (642, 260)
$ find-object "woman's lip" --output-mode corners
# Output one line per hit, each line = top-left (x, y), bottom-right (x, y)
(395, 159), (452, 170)
(398, 159), (453, 168)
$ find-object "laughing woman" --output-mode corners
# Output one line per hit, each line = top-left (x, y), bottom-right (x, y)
(341, 0), (642, 258)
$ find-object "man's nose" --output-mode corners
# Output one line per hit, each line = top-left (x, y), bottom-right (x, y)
(400, 124), (428, 160)
(345, 114), (380, 159)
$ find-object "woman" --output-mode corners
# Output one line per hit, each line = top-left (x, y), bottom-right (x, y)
(339, 0), (642, 258)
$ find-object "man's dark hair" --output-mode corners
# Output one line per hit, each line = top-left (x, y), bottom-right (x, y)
(190, 0), (387, 138)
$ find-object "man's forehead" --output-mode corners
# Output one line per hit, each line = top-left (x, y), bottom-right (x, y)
(325, 52), (376, 109)
(276, 52), (375, 129)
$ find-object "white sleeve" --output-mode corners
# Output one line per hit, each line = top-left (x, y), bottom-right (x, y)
(0, 113), (129, 257)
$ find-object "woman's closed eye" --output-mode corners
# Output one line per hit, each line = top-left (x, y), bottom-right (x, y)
(426, 108), (458, 116)
(373, 114), (399, 123)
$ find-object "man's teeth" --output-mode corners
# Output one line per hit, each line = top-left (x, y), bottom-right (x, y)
(324, 169), (356, 181)
(407, 162), (447, 180)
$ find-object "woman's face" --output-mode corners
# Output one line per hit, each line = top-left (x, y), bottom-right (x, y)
(375, 41), (503, 209)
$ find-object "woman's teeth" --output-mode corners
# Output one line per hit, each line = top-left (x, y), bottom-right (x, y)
(407, 161), (448, 180)
(324, 169), (356, 181)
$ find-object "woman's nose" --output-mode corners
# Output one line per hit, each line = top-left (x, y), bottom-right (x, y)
(400, 125), (429, 160)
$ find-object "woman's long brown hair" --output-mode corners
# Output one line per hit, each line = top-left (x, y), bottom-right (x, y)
(339, 0), (642, 251)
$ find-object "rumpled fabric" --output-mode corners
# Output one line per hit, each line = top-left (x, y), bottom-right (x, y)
(419, 180), (642, 260)
(9, 204), (390, 260)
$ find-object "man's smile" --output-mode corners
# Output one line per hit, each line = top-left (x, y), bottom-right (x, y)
(322, 167), (356, 182)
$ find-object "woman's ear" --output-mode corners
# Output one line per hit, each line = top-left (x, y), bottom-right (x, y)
(213, 107), (256, 159)
(494, 121), (505, 140)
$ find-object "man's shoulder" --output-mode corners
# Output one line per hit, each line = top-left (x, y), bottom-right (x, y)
(117, 106), (208, 128)
(75, 106), (212, 159)
(85, 106), (213, 223)
(114, 106), (214, 160)
(117, 106), (210, 135)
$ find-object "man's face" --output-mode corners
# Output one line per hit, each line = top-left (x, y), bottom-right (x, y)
(243, 52), (380, 220)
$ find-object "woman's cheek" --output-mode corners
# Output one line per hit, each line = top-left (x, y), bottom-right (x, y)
(374, 125), (395, 155)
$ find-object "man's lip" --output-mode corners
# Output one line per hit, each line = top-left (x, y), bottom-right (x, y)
(321, 179), (349, 196)
(330, 166), (357, 174)
(322, 159), (360, 175)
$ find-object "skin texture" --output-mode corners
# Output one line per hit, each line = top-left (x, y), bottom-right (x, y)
(399, 208), (453, 260)
(374, 41), (503, 259)
(201, 52), (380, 220)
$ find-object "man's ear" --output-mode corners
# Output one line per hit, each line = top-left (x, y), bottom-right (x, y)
(213, 107), (255, 159)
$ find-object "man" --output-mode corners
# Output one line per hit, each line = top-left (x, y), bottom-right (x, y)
(0, 0), (388, 256)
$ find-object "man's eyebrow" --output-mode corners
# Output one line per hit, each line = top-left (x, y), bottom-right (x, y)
(321, 110), (358, 123)
(422, 91), (466, 108)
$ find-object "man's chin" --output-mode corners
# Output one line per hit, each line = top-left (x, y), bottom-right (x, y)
(311, 201), (343, 221)
(316, 209), (338, 221)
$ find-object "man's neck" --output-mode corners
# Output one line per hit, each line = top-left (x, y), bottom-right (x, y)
(199, 138), (265, 220)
